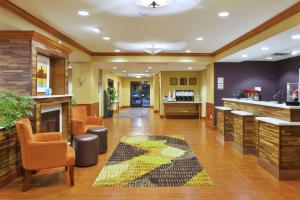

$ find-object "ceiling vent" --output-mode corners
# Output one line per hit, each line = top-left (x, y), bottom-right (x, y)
(271, 53), (290, 57)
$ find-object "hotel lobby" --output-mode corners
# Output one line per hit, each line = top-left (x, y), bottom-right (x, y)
(1, 0), (300, 199)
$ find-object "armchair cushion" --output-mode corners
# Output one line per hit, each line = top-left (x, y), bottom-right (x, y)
(32, 132), (62, 142)
(26, 141), (67, 170)
(85, 116), (103, 126)
(71, 119), (85, 136)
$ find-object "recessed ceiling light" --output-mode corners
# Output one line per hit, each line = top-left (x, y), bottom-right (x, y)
(112, 67), (118, 70)
(91, 27), (100, 33)
(145, 70), (149, 73)
(291, 34), (300, 40)
(136, 75), (142, 79)
(218, 11), (230, 17)
(261, 47), (269, 51)
(187, 67), (193, 70)
(266, 57), (273, 60)
(241, 54), (248, 58)
(123, 70), (127, 73)
(103, 36), (110, 40)
(115, 49), (121, 52)
(78, 10), (89, 16)
(185, 50), (191, 53)
(147, 67), (152, 69)
(68, 65), (72, 69)
(292, 50), (300, 55)
(57, 40), (62, 44)
(196, 37), (204, 41)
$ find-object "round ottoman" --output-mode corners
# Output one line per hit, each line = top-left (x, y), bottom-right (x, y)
(87, 127), (108, 154)
(73, 134), (98, 167)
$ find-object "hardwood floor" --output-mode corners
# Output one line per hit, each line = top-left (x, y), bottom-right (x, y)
(1, 109), (300, 200)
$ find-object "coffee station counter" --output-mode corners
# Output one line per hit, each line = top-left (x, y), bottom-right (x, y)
(163, 101), (202, 119)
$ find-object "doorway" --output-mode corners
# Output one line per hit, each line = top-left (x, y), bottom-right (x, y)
(130, 81), (150, 107)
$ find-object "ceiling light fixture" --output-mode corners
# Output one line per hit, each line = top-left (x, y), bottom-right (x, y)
(145, 70), (149, 73)
(187, 67), (193, 70)
(103, 37), (111, 41)
(115, 49), (121, 52)
(78, 10), (89, 16)
(144, 45), (162, 55)
(136, 75), (142, 79)
(241, 54), (248, 58)
(135, 0), (171, 8)
(148, 67), (153, 69)
(112, 67), (118, 70)
(185, 50), (191, 53)
(196, 37), (204, 41)
(291, 34), (300, 40)
(261, 47), (269, 51)
(218, 11), (230, 17)
(91, 27), (100, 33)
(266, 57), (273, 60)
(123, 70), (127, 73)
(292, 50), (300, 55)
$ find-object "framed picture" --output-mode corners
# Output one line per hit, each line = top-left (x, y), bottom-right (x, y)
(37, 55), (50, 92)
(170, 78), (177, 85)
(180, 78), (187, 85)
(189, 78), (197, 85)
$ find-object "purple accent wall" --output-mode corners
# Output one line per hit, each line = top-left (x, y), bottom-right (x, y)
(214, 61), (278, 108)
(213, 56), (300, 126)
(277, 56), (300, 97)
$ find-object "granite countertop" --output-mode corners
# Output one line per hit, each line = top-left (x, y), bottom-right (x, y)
(164, 101), (202, 104)
(256, 117), (300, 126)
(222, 98), (300, 109)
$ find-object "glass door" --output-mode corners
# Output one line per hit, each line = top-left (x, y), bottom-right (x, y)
(130, 81), (150, 107)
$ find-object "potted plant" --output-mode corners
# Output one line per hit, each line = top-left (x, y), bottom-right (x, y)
(106, 86), (117, 117)
(0, 90), (35, 178)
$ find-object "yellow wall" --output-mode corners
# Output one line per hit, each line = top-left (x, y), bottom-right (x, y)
(206, 63), (214, 104)
(121, 77), (154, 107)
(153, 74), (160, 112)
(160, 71), (201, 115)
(71, 62), (98, 104)
(199, 70), (207, 117)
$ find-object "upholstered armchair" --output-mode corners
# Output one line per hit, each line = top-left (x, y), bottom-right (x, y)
(71, 106), (104, 136)
(15, 118), (75, 192)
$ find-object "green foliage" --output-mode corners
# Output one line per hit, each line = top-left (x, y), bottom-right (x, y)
(0, 91), (35, 129)
(71, 99), (77, 107)
(107, 86), (117, 103)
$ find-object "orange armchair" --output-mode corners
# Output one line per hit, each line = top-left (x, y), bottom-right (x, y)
(71, 106), (104, 136)
(15, 118), (75, 192)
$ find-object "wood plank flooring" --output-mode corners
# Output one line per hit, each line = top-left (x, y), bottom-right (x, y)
(1, 109), (300, 200)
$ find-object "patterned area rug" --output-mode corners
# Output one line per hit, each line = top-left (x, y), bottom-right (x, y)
(93, 135), (213, 187)
(114, 108), (149, 119)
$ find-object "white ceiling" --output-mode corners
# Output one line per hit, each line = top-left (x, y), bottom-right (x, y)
(10, 0), (298, 53)
(95, 62), (207, 77)
(218, 25), (300, 62)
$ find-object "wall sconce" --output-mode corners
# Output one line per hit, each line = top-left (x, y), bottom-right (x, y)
(79, 75), (85, 86)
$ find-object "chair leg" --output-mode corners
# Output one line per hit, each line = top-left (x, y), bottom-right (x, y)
(69, 165), (74, 186)
(65, 166), (68, 171)
(23, 170), (31, 192)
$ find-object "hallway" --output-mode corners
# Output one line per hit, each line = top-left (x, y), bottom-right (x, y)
(1, 110), (300, 200)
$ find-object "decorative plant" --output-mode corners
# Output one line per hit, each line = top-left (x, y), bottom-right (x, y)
(107, 86), (117, 104)
(0, 90), (35, 129)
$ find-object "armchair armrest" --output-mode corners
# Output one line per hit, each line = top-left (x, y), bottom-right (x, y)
(33, 132), (62, 142)
(85, 116), (103, 126)
(25, 141), (67, 170)
(71, 119), (85, 136)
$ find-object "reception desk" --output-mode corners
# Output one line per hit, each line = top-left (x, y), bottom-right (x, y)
(164, 102), (202, 119)
(220, 98), (300, 180)
(223, 98), (300, 122)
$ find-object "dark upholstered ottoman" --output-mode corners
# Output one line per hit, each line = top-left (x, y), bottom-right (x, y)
(73, 134), (98, 167)
(87, 127), (108, 154)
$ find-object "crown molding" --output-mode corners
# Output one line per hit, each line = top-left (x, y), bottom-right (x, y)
(0, 30), (72, 54)
(91, 52), (212, 57)
(0, 0), (91, 55)
(213, 1), (300, 57)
